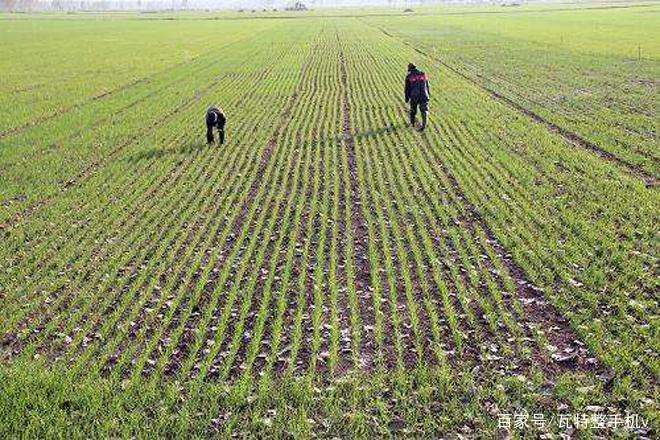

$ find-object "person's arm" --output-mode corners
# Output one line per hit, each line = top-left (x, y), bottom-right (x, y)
(404, 75), (410, 102)
(425, 75), (430, 97)
(220, 113), (227, 143)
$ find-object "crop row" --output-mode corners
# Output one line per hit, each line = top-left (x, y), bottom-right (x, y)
(0, 22), (288, 225)
(348, 19), (657, 401)
(1, 17), (656, 422)
(0, 19), (275, 134)
(365, 7), (659, 176)
(0, 22), (318, 370)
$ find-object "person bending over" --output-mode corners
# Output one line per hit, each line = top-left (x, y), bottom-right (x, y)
(206, 106), (226, 144)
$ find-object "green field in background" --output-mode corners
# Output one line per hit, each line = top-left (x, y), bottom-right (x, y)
(0, 3), (657, 437)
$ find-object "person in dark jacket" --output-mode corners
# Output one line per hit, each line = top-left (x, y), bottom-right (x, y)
(206, 106), (226, 144)
(404, 63), (430, 131)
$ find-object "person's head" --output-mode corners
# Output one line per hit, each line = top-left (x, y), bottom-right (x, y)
(407, 63), (416, 72)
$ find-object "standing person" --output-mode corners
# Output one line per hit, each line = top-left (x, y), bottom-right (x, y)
(404, 63), (430, 131)
(206, 106), (226, 145)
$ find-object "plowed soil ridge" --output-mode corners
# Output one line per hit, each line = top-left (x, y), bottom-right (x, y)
(338, 44), (377, 371)
(432, 153), (608, 376)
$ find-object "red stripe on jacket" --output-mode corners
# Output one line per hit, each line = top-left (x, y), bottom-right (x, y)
(409, 74), (428, 83)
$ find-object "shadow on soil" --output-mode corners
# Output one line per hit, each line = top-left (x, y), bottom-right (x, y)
(123, 123), (407, 163)
(124, 138), (213, 163)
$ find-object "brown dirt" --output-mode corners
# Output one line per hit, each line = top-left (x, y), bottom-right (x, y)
(429, 145), (608, 377)
(337, 44), (378, 374)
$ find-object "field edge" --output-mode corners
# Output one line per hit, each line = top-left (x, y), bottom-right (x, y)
(2, 360), (651, 438)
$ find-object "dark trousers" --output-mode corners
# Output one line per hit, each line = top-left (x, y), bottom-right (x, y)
(410, 99), (429, 122)
(206, 124), (225, 144)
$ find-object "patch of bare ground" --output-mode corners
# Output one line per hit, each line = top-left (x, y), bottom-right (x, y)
(428, 144), (609, 379)
(338, 44), (378, 374)
(370, 24), (658, 188)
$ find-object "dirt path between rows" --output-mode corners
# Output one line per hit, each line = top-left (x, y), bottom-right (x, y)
(369, 24), (658, 188)
(338, 43), (377, 372)
(430, 149), (611, 378)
